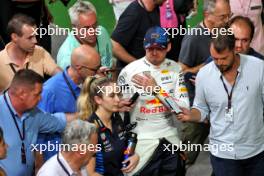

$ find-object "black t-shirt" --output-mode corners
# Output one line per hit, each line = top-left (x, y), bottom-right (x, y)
(179, 24), (211, 104)
(88, 112), (127, 176)
(112, 1), (184, 69)
(179, 24), (212, 67)
(248, 47), (264, 60)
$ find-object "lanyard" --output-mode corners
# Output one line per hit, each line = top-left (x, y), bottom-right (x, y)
(94, 114), (107, 132)
(57, 153), (71, 176)
(93, 113), (113, 152)
(3, 93), (27, 164)
(9, 62), (29, 74)
(220, 72), (239, 109)
(62, 72), (77, 100)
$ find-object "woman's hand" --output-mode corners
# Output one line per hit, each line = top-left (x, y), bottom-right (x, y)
(118, 98), (135, 112)
(121, 153), (140, 173)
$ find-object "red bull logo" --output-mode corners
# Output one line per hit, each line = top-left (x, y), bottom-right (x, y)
(146, 98), (162, 106)
(140, 106), (169, 114)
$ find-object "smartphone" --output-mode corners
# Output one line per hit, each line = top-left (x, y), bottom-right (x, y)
(164, 97), (182, 114)
(129, 92), (140, 105)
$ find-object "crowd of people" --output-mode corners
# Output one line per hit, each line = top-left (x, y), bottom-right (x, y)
(0, 0), (264, 176)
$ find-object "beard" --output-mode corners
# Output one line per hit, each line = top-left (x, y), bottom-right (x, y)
(217, 64), (233, 73)
(216, 53), (236, 73)
(217, 59), (235, 73)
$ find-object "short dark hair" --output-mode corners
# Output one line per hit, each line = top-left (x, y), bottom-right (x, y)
(7, 14), (36, 37)
(211, 32), (235, 53)
(230, 16), (255, 40)
(9, 69), (43, 91)
(0, 127), (3, 143)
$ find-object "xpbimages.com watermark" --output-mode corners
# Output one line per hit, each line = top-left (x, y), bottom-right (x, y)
(163, 141), (234, 154)
(97, 85), (163, 96)
(31, 141), (102, 154)
(163, 25), (234, 39)
(32, 24), (102, 38)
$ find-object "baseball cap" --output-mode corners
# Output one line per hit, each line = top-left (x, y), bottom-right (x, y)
(144, 26), (169, 49)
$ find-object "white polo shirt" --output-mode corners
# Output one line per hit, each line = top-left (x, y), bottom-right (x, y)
(37, 152), (88, 176)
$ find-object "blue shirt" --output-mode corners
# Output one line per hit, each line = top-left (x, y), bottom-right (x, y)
(0, 92), (66, 176)
(193, 54), (264, 159)
(57, 26), (113, 69)
(37, 68), (80, 160)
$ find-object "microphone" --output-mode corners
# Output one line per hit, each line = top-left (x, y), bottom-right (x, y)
(124, 122), (137, 132)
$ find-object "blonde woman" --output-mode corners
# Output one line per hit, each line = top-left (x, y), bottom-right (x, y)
(78, 76), (139, 176)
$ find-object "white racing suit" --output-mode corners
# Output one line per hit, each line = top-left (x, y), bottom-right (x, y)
(118, 57), (189, 175)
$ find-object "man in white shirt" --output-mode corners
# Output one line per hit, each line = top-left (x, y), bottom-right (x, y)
(37, 120), (99, 176)
(178, 31), (264, 176)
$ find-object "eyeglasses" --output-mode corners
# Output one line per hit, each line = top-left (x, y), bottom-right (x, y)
(211, 12), (233, 21)
(81, 64), (101, 72)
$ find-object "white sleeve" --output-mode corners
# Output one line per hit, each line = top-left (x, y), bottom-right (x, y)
(155, 70), (190, 112)
(173, 71), (190, 109)
(117, 68), (132, 99)
(192, 71), (209, 122)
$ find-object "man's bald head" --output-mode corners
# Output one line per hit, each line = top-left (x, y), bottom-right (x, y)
(69, 45), (101, 83)
(71, 44), (100, 69)
(230, 16), (254, 54)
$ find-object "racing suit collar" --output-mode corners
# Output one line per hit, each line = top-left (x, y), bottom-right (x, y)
(143, 57), (166, 69)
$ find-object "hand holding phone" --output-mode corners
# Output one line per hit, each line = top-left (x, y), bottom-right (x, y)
(164, 97), (182, 114)
(129, 92), (140, 105)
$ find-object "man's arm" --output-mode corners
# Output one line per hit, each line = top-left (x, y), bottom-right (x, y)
(179, 62), (205, 74)
(131, 72), (189, 111)
(177, 107), (202, 122)
(42, 48), (62, 75)
(111, 5), (140, 65)
(112, 39), (136, 64)
(37, 109), (77, 134)
(51, 66), (62, 75)
(65, 112), (78, 122)
(179, 70), (209, 122)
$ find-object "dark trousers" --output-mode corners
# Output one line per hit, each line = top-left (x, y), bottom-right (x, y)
(210, 151), (264, 176)
(181, 122), (209, 164)
(134, 138), (185, 176)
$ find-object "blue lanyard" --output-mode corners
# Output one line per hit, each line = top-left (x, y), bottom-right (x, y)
(3, 93), (26, 164)
(62, 72), (77, 100)
(57, 153), (71, 176)
(220, 72), (239, 109)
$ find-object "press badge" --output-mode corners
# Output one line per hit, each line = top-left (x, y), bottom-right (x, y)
(225, 107), (234, 122)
